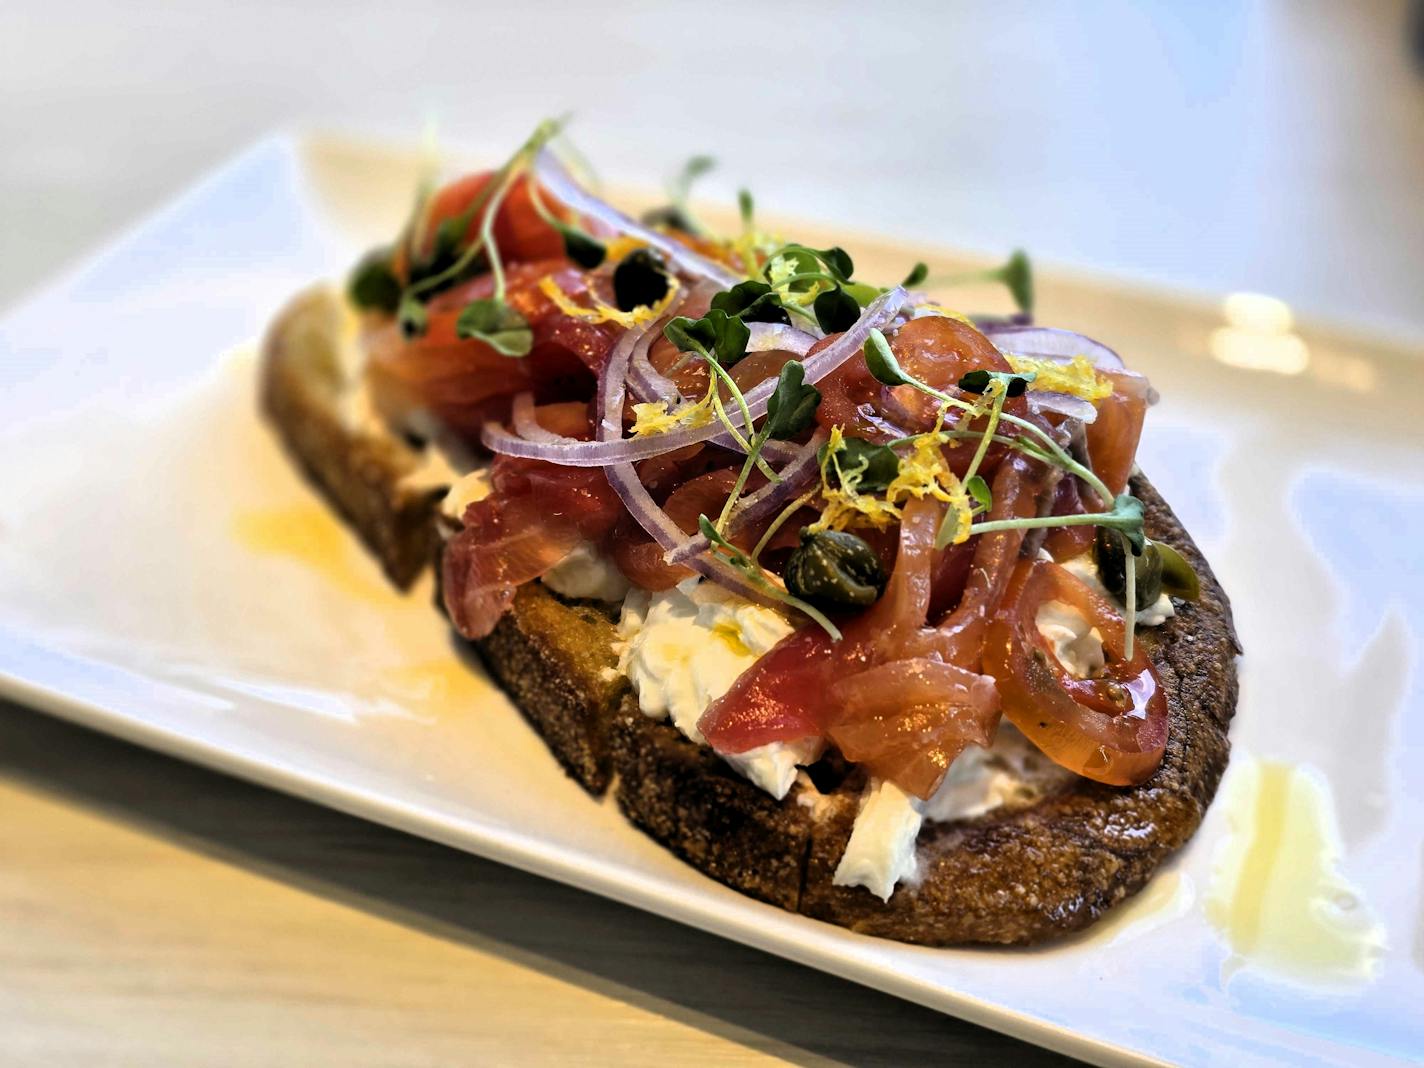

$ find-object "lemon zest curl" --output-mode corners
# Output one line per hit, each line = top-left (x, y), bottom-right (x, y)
(537, 273), (680, 329)
(1004, 353), (1112, 401)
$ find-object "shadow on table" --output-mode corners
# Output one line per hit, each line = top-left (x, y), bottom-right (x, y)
(0, 701), (1077, 1067)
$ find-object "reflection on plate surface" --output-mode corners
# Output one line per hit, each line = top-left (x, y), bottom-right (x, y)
(0, 133), (1421, 1068)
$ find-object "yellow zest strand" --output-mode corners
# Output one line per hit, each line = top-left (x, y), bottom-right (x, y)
(537, 273), (681, 329)
(602, 235), (646, 261)
(1005, 353), (1113, 401)
(809, 414), (974, 542)
(630, 395), (715, 436)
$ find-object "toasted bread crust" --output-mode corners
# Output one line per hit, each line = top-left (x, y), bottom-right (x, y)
(260, 287), (441, 589)
(610, 699), (821, 911)
(261, 289), (1240, 944)
(475, 585), (627, 793)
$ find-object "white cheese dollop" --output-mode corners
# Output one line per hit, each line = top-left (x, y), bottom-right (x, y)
(1036, 599), (1106, 679)
(724, 736), (824, 799)
(920, 724), (1063, 823)
(440, 468), (494, 520)
(616, 579), (818, 799)
(833, 779), (924, 901)
(835, 724), (1073, 900)
(541, 542), (631, 602)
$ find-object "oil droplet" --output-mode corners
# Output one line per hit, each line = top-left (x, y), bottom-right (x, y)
(379, 658), (482, 710)
(231, 504), (391, 603)
(1206, 758), (1385, 985)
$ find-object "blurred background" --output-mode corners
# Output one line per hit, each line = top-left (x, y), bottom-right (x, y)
(3, 0), (1422, 342)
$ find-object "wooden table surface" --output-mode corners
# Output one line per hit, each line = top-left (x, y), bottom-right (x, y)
(0, 700), (1075, 1066)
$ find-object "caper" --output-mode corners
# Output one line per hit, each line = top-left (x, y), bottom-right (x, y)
(613, 248), (671, 312)
(1094, 527), (1164, 606)
(783, 529), (887, 611)
(1154, 541), (1201, 601)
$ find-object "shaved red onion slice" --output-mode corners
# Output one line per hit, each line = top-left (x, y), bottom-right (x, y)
(595, 315), (783, 607)
(627, 339), (681, 404)
(510, 392), (565, 442)
(979, 324), (1124, 369)
(1026, 391), (1098, 423)
(971, 312), (1034, 330)
(626, 292), (690, 405)
(664, 427), (827, 566)
(746, 321), (819, 355)
(482, 286), (908, 467)
(534, 150), (741, 289)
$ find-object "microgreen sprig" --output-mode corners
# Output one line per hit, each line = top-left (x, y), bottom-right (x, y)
(698, 516), (842, 641)
(663, 315), (779, 481)
(713, 362), (820, 532)
(395, 119), (568, 353)
(927, 250), (1035, 315)
(863, 328), (1113, 505)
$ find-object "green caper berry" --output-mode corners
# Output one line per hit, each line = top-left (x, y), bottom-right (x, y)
(1094, 528), (1164, 607)
(613, 248), (671, 312)
(783, 529), (887, 612)
(1154, 541), (1201, 601)
(348, 246), (401, 314)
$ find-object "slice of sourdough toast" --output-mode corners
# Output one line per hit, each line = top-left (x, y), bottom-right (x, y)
(260, 287), (442, 589)
(260, 287), (1240, 945)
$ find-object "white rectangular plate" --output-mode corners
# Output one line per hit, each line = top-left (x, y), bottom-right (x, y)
(2, 133), (1421, 1067)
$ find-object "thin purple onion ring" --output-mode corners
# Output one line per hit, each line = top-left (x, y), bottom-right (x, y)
(746, 321), (819, 356)
(595, 316), (784, 607)
(663, 427), (827, 566)
(510, 392), (565, 442)
(534, 150), (741, 289)
(1026, 391), (1098, 424)
(481, 286), (908, 467)
(978, 324), (1125, 369)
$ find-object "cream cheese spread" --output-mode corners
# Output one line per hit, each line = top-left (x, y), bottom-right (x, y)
(542, 542), (631, 602)
(615, 579), (820, 800)
(833, 778), (924, 901)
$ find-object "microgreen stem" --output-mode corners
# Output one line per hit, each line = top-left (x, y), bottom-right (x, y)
(782, 301), (823, 327)
(783, 592), (842, 641)
(479, 166), (519, 302)
(717, 425), (769, 532)
(961, 386), (1005, 487)
(526, 177), (567, 235)
(751, 489), (818, 562)
(703, 355), (779, 482)
(770, 271), (837, 289)
(1123, 532), (1137, 659)
(968, 510), (1120, 536)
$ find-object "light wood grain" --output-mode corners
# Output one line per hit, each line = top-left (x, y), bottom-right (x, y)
(0, 701), (1075, 1066)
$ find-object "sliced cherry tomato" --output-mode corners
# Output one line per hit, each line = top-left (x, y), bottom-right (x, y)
(984, 559), (1168, 786)
(366, 260), (617, 445)
(394, 173), (566, 282)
